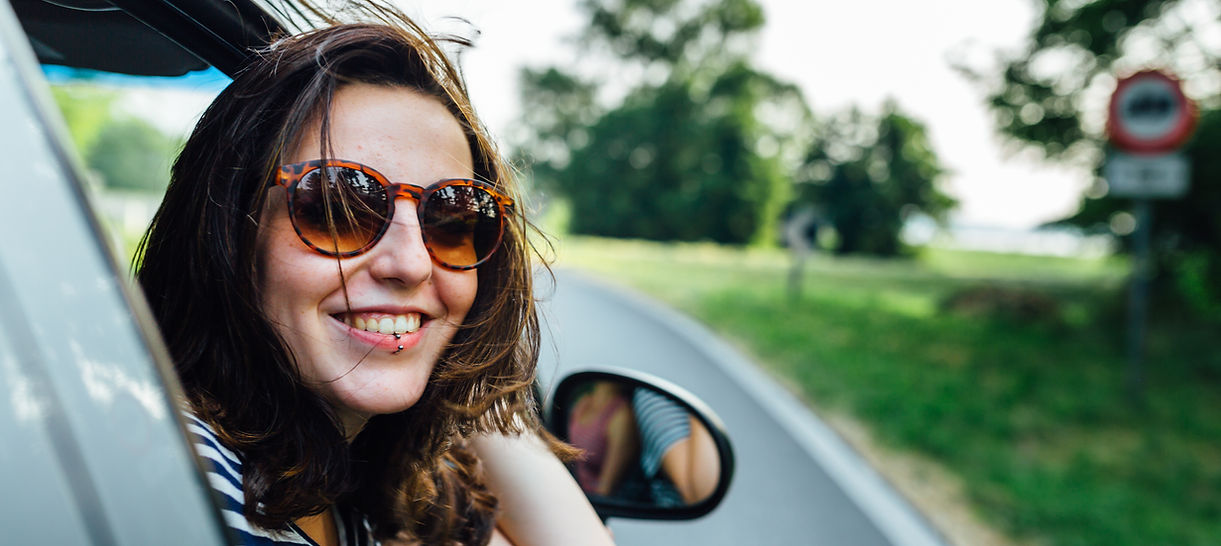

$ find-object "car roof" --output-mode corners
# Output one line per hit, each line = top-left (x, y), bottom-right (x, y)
(12, 0), (285, 77)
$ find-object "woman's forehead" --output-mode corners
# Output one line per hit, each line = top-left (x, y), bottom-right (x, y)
(290, 83), (475, 183)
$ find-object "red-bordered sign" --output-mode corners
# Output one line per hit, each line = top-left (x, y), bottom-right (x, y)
(1107, 70), (1197, 154)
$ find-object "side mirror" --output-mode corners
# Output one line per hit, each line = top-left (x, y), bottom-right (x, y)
(545, 369), (735, 520)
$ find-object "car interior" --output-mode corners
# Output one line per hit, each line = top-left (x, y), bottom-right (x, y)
(12, 0), (281, 77)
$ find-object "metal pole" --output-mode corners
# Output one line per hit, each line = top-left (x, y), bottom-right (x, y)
(784, 209), (815, 303)
(788, 254), (805, 302)
(1126, 198), (1152, 405)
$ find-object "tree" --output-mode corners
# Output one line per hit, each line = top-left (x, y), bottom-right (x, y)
(52, 84), (178, 193)
(797, 102), (956, 256)
(515, 0), (811, 245)
(51, 85), (117, 155)
(553, 64), (807, 243)
(960, 0), (1221, 317)
(577, 0), (764, 71)
(513, 67), (601, 193)
(87, 117), (176, 193)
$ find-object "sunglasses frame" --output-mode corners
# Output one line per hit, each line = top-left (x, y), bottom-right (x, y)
(274, 159), (514, 271)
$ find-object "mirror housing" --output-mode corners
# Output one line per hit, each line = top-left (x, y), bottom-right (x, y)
(545, 368), (735, 521)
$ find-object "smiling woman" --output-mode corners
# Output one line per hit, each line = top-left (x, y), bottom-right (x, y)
(132, 17), (591, 546)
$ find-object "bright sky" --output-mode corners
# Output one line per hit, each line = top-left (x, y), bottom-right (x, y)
(406, 0), (1092, 230)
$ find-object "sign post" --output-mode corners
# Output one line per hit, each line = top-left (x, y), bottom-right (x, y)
(1104, 69), (1196, 404)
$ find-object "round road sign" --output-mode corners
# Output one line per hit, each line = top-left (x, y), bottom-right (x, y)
(1107, 70), (1196, 154)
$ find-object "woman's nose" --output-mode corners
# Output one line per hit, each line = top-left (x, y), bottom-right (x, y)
(364, 202), (433, 286)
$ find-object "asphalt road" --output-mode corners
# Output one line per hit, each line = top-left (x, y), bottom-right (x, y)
(535, 269), (946, 546)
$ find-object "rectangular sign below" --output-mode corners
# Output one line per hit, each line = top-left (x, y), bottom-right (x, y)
(1104, 151), (1190, 198)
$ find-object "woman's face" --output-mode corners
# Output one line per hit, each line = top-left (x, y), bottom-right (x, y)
(257, 83), (478, 434)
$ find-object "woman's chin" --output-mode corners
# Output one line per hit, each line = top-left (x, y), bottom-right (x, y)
(332, 380), (428, 420)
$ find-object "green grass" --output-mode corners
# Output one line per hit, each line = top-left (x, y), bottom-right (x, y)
(555, 236), (1221, 546)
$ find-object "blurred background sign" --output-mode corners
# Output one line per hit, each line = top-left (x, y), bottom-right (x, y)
(1103, 70), (1195, 200)
(1103, 68), (1197, 405)
(1106, 70), (1196, 154)
(1104, 151), (1189, 199)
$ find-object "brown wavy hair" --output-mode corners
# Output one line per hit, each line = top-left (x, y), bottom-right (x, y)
(136, 18), (546, 544)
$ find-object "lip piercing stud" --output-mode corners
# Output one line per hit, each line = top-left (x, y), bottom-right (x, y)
(393, 345), (404, 355)
(394, 334), (402, 340)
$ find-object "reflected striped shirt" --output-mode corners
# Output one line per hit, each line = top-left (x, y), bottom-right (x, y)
(184, 412), (378, 546)
(631, 388), (691, 478)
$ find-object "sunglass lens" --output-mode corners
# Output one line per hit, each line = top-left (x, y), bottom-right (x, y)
(420, 184), (503, 268)
(292, 167), (389, 255)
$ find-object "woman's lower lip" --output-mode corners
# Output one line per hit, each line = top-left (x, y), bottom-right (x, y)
(337, 318), (425, 351)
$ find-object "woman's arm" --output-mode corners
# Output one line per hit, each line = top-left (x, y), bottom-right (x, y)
(471, 432), (615, 546)
(594, 406), (639, 496)
(659, 415), (721, 504)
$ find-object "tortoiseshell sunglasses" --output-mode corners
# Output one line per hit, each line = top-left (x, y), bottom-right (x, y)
(274, 159), (513, 271)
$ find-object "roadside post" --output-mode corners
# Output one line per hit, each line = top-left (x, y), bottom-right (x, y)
(783, 205), (818, 301)
(1103, 69), (1197, 404)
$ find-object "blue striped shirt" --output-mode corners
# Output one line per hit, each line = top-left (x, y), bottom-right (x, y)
(631, 388), (691, 478)
(184, 412), (378, 546)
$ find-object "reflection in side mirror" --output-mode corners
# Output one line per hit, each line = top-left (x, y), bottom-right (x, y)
(546, 369), (734, 521)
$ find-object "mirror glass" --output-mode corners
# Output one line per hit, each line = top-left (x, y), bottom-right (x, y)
(559, 379), (723, 509)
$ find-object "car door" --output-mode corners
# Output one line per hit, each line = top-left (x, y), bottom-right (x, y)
(0, 0), (230, 542)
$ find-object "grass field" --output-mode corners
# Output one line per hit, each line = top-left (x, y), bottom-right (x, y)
(554, 236), (1221, 546)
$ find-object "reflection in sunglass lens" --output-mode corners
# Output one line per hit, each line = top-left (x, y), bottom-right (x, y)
(292, 167), (388, 254)
(421, 184), (502, 268)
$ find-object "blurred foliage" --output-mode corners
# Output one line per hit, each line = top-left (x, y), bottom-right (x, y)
(1062, 110), (1221, 321)
(86, 117), (175, 192)
(941, 284), (1065, 326)
(558, 65), (807, 243)
(51, 81), (175, 192)
(796, 102), (956, 256)
(52, 84), (176, 193)
(517, 0), (805, 245)
(517, 0), (952, 249)
(961, 0), (1221, 320)
(51, 85), (117, 154)
(577, 0), (764, 70)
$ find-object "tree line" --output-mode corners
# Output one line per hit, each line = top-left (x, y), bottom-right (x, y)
(513, 0), (954, 256)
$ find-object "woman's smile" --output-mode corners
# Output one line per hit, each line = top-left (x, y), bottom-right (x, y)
(331, 309), (430, 351)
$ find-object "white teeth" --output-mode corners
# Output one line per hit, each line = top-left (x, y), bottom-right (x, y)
(347, 313), (423, 334)
(378, 318), (395, 334)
